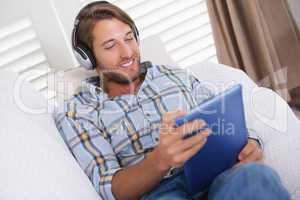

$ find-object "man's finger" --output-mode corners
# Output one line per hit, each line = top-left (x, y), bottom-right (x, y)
(238, 140), (258, 160)
(172, 138), (207, 166)
(235, 147), (263, 167)
(173, 128), (211, 153)
(177, 119), (206, 138)
(161, 109), (186, 124)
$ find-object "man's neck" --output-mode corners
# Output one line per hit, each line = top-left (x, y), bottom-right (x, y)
(105, 76), (144, 98)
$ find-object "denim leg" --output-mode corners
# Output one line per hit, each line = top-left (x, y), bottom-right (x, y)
(207, 162), (291, 200)
(140, 173), (192, 200)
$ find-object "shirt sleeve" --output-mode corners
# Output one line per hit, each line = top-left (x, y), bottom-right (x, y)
(54, 109), (121, 200)
(189, 74), (215, 106)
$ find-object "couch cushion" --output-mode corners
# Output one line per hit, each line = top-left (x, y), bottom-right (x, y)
(0, 69), (101, 200)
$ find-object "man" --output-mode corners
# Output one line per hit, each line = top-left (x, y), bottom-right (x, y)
(54, 1), (290, 200)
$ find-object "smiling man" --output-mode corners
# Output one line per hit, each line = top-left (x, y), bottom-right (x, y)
(54, 1), (290, 200)
(92, 18), (142, 90)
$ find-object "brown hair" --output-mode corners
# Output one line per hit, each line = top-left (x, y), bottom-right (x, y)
(76, 1), (137, 50)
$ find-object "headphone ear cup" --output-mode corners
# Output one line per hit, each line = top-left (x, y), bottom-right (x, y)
(73, 43), (97, 70)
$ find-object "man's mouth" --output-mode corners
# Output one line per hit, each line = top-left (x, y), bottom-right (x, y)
(120, 59), (134, 68)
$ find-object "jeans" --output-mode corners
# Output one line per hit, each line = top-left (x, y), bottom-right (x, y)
(140, 163), (291, 200)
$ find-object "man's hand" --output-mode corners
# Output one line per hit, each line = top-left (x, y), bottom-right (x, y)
(112, 109), (211, 200)
(236, 138), (263, 167)
(152, 109), (211, 173)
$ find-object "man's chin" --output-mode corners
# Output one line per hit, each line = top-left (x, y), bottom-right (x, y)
(98, 58), (141, 84)
(102, 72), (140, 84)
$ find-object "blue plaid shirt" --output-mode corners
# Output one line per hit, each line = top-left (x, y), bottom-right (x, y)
(54, 62), (257, 200)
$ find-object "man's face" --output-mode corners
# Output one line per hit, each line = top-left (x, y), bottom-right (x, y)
(91, 18), (141, 84)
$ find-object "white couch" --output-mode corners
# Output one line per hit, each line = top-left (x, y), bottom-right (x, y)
(187, 62), (300, 199)
(0, 69), (101, 200)
(0, 36), (299, 200)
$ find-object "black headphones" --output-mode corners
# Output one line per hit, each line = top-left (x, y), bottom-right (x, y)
(72, 1), (140, 70)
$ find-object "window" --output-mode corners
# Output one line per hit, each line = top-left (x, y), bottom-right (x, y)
(0, 18), (54, 98)
(83, 0), (218, 67)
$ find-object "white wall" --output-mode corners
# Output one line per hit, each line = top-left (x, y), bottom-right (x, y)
(0, 0), (78, 70)
(288, 0), (300, 30)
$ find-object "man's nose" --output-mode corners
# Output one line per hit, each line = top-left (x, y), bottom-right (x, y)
(119, 42), (133, 58)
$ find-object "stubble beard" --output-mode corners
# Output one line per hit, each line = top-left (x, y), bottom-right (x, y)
(98, 56), (141, 87)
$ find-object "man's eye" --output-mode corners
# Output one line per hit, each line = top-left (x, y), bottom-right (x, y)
(104, 43), (115, 49)
(125, 35), (134, 41)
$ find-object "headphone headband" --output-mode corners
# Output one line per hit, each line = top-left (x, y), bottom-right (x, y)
(72, 1), (139, 70)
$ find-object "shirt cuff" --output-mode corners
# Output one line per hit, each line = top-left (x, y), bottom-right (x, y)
(97, 168), (122, 200)
(247, 128), (264, 150)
